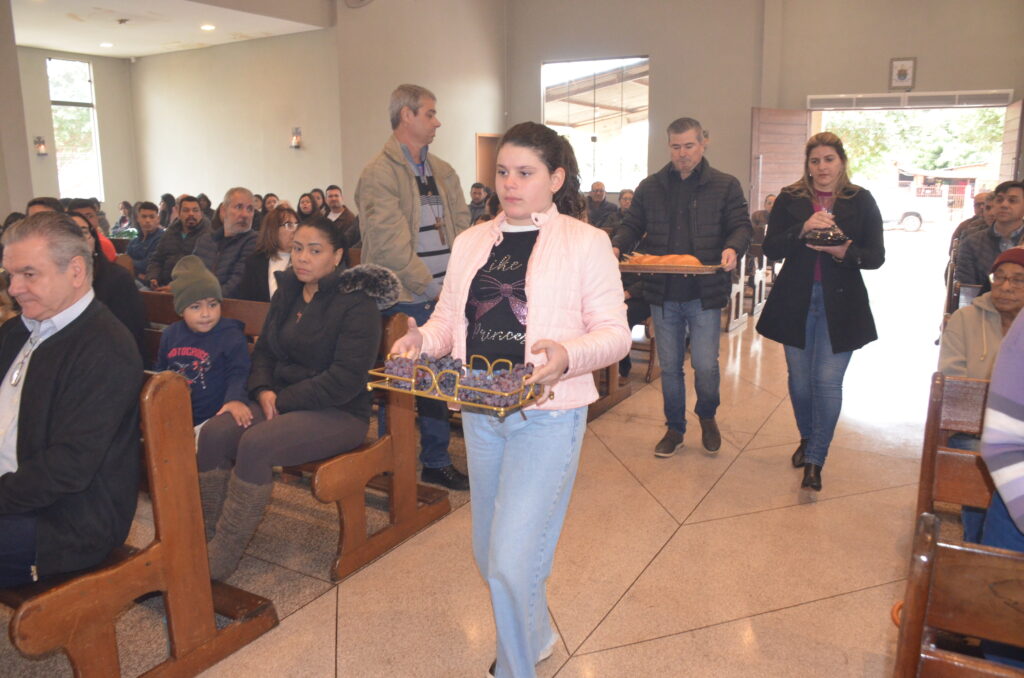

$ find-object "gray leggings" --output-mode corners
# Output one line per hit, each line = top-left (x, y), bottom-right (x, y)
(197, 403), (369, 484)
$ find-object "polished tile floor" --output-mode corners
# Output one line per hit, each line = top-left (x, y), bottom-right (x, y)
(0, 230), (943, 677)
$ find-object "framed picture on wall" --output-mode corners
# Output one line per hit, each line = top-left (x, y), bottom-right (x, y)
(889, 57), (916, 90)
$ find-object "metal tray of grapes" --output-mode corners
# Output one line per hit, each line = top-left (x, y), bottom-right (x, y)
(367, 355), (547, 422)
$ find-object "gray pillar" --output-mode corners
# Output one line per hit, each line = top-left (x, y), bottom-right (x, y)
(0, 1), (32, 217)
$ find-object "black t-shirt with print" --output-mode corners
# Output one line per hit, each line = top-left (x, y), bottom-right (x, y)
(465, 230), (538, 367)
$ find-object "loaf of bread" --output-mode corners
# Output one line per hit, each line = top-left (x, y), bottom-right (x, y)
(625, 253), (703, 266)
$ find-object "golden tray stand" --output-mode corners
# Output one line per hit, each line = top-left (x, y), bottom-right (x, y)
(367, 355), (546, 422)
(618, 262), (721, 274)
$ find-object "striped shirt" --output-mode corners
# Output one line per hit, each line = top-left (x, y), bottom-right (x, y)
(403, 144), (451, 302)
(981, 309), (1024, 533)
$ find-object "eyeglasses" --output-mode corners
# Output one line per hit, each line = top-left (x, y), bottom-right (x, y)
(990, 273), (1024, 289)
(281, 222), (299, 231)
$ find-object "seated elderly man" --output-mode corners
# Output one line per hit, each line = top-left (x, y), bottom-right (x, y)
(0, 212), (142, 587)
(941, 247), (1024, 379)
(939, 246), (1024, 542)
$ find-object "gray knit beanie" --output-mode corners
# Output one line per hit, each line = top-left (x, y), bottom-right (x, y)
(170, 255), (222, 313)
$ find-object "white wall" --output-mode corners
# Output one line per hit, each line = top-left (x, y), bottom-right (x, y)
(16, 46), (137, 209)
(770, 0), (1024, 110)
(506, 0), (1024, 195)
(131, 29), (343, 207)
(335, 0), (506, 199)
(506, 0), (764, 193)
(0, 1), (31, 217)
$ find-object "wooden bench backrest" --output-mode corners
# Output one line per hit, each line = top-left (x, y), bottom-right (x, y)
(916, 372), (995, 518)
(143, 290), (406, 366)
(895, 513), (1024, 677)
(114, 253), (134, 275)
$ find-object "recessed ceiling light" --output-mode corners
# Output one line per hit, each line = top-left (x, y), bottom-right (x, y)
(100, 42), (113, 48)
(200, 24), (216, 31)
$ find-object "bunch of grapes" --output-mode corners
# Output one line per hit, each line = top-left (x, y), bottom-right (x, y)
(384, 355), (536, 408)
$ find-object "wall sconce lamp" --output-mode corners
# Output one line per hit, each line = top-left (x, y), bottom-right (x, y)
(290, 127), (302, 149)
(33, 136), (48, 156)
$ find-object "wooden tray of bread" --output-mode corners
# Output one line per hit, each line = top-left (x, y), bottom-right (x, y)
(619, 253), (721, 274)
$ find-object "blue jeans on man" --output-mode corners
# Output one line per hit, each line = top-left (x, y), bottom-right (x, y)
(384, 301), (466, 488)
(650, 299), (721, 434)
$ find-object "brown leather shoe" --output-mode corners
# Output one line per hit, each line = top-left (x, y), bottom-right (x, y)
(699, 418), (721, 452)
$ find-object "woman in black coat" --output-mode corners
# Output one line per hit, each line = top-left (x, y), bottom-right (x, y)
(236, 205), (298, 302)
(68, 211), (146, 358)
(195, 216), (399, 580)
(755, 132), (884, 491)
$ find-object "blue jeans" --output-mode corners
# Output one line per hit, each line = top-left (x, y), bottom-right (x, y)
(384, 300), (451, 469)
(462, 406), (587, 678)
(0, 513), (38, 587)
(783, 283), (852, 467)
(946, 433), (985, 542)
(650, 300), (721, 433)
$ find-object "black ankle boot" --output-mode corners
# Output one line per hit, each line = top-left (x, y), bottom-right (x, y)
(791, 439), (808, 468)
(801, 463), (822, 491)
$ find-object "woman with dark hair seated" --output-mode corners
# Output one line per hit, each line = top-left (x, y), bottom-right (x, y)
(67, 211), (146, 357)
(237, 205), (299, 301)
(310, 188), (328, 216)
(196, 216), (399, 580)
(296, 193), (317, 221)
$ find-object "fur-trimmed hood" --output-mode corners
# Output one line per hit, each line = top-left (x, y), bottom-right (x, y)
(336, 263), (400, 310)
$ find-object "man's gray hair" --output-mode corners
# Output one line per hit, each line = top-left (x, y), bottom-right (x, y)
(223, 186), (253, 206)
(2, 211), (93, 280)
(389, 84), (436, 130)
(667, 117), (708, 140)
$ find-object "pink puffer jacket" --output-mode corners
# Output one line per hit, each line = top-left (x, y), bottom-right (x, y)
(419, 203), (631, 411)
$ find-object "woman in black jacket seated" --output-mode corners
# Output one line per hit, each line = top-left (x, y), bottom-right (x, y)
(236, 205), (298, 302)
(755, 132), (884, 492)
(196, 217), (399, 580)
(68, 211), (146, 357)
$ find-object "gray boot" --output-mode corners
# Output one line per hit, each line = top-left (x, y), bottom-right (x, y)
(198, 468), (230, 542)
(206, 473), (273, 581)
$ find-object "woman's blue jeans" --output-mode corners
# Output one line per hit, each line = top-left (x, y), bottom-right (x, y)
(650, 300), (721, 433)
(782, 283), (852, 467)
(462, 406), (587, 678)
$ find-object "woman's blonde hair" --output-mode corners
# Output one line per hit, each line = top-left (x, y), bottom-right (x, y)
(783, 132), (860, 200)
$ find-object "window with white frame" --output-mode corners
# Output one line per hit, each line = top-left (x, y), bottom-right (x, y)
(46, 58), (104, 200)
(542, 57), (649, 195)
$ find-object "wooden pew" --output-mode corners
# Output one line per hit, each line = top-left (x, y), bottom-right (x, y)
(0, 371), (278, 677)
(142, 292), (450, 581)
(916, 372), (995, 521)
(894, 512), (1024, 677)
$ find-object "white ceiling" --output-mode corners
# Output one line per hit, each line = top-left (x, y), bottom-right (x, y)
(12, 0), (323, 59)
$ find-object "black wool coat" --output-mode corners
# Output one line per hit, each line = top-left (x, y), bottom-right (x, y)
(247, 264), (399, 420)
(0, 300), (142, 576)
(755, 188), (885, 353)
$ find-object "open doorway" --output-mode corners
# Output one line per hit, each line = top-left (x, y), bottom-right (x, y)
(749, 99), (1019, 441)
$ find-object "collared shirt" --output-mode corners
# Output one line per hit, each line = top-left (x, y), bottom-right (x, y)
(999, 223), (1024, 252)
(0, 289), (95, 474)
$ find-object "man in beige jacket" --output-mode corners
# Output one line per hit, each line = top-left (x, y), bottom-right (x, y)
(356, 84), (471, 491)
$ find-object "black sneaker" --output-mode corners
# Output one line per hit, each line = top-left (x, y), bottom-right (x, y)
(654, 429), (684, 458)
(421, 464), (470, 491)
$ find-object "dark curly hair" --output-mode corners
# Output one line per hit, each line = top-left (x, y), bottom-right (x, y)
(498, 122), (585, 220)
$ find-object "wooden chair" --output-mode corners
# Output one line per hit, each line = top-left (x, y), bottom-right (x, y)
(114, 252), (135, 275)
(630, 317), (659, 383)
(282, 313), (451, 579)
(746, 243), (768, 317)
(723, 254), (748, 332)
(0, 371), (278, 677)
(916, 372), (995, 521)
(894, 512), (1024, 677)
